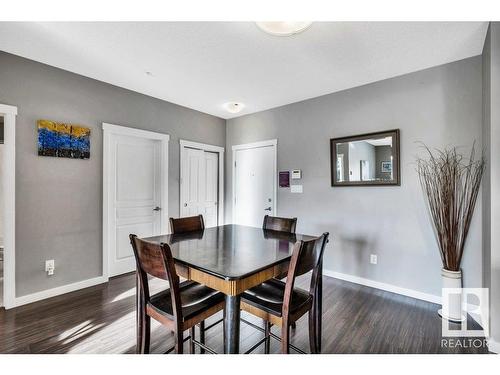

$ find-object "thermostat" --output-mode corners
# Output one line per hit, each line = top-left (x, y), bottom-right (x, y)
(291, 170), (302, 179)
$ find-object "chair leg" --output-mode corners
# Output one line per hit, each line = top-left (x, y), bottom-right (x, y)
(281, 323), (290, 354)
(264, 321), (271, 354)
(175, 330), (184, 354)
(138, 309), (150, 354)
(189, 327), (196, 354)
(143, 315), (151, 354)
(137, 307), (144, 354)
(199, 321), (206, 354)
(308, 310), (318, 354)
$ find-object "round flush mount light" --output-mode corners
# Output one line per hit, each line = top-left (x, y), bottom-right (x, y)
(223, 102), (245, 114)
(255, 22), (312, 36)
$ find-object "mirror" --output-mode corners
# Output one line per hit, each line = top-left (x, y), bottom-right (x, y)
(330, 129), (400, 186)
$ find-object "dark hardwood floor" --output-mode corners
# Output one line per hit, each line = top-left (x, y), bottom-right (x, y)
(0, 273), (488, 354)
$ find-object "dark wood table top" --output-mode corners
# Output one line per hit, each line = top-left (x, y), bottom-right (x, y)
(142, 224), (317, 280)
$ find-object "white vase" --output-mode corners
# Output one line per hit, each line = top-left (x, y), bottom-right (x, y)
(438, 268), (466, 323)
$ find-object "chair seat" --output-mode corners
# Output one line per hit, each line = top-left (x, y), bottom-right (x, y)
(148, 280), (224, 321)
(242, 278), (312, 317)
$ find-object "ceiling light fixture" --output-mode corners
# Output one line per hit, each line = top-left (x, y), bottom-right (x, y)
(223, 102), (245, 114)
(256, 22), (312, 36)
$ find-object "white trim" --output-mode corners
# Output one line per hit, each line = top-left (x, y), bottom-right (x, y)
(0, 104), (17, 309)
(180, 139), (224, 153)
(232, 139), (278, 224)
(231, 138), (277, 151)
(0, 104), (17, 116)
(102, 123), (169, 279)
(14, 276), (107, 307)
(179, 140), (225, 226)
(487, 338), (500, 354)
(324, 269), (442, 304)
(102, 123), (170, 141)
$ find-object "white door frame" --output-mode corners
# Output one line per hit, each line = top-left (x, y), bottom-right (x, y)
(179, 140), (224, 226)
(0, 104), (17, 309)
(232, 139), (278, 224)
(102, 123), (169, 280)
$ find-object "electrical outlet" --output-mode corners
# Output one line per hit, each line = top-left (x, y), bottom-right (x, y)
(45, 259), (55, 276)
(370, 254), (378, 265)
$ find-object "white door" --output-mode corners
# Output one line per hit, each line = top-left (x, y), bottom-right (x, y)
(233, 143), (276, 227)
(107, 132), (163, 276)
(181, 148), (219, 227)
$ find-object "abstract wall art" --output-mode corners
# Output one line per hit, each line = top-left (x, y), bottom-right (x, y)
(37, 120), (90, 159)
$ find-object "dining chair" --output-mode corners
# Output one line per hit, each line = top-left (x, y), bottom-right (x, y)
(169, 214), (221, 351)
(262, 214), (298, 311)
(241, 232), (329, 354)
(170, 214), (205, 234)
(130, 234), (225, 354)
(262, 214), (297, 233)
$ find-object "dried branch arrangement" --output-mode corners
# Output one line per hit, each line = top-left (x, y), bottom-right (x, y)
(416, 144), (485, 271)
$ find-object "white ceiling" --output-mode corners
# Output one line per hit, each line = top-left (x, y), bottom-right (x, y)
(365, 137), (393, 147)
(0, 22), (488, 119)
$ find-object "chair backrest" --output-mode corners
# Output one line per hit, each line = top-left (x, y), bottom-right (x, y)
(282, 232), (329, 320)
(262, 215), (297, 233)
(170, 215), (205, 234)
(129, 234), (182, 318)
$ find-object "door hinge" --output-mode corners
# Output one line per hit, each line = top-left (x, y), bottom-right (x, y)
(234, 161), (236, 168)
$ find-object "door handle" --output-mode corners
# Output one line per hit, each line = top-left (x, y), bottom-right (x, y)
(264, 207), (272, 211)
(153, 206), (161, 211)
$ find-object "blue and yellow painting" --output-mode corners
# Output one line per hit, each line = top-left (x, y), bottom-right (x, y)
(38, 120), (90, 159)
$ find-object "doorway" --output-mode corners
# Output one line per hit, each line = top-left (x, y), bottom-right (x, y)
(179, 140), (225, 228)
(0, 115), (4, 307)
(0, 104), (16, 309)
(232, 139), (277, 228)
(103, 123), (169, 278)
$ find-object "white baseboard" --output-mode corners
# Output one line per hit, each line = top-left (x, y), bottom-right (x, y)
(487, 338), (500, 354)
(324, 269), (442, 304)
(12, 276), (108, 308)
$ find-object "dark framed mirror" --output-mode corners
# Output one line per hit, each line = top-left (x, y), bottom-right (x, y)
(330, 129), (400, 186)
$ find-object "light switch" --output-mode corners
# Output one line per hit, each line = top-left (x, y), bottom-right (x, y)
(291, 185), (303, 193)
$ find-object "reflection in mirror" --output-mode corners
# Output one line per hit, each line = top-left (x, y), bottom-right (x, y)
(331, 130), (400, 186)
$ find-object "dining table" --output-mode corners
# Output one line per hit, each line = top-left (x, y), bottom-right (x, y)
(141, 223), (322, 354)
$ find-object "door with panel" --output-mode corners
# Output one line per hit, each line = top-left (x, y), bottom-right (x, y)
(233, 144), (276, 228)
(180, 148), (219, 228)
(108, 133), (163, 277)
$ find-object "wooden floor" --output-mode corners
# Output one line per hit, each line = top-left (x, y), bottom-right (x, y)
(0, 273), (488, 354)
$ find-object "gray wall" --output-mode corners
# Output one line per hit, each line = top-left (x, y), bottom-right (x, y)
(483, 22), (500, 350)
(0, 52), (225, 297)
(226, 56), (483, 298)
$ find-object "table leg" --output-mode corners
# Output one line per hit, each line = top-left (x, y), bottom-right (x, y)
(313, 264), (323, 353)
(223, 294), (241, 354)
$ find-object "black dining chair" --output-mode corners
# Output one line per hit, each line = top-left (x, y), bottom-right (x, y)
(241, 232), (329, 354)
(169, 215), (205, 234)
(168, 214), (222, 352)
(262, 215), (297, 233)
(130, 234), (224, 354)
(262, 214), (299, 331)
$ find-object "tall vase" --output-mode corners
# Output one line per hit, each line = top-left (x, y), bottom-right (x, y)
(438, 268), (466, 323)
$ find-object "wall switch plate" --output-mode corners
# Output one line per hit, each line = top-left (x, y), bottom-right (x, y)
(290, 185), (303, 193)
(45, 259), (55, 275)
(370, 254), (378, 265)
